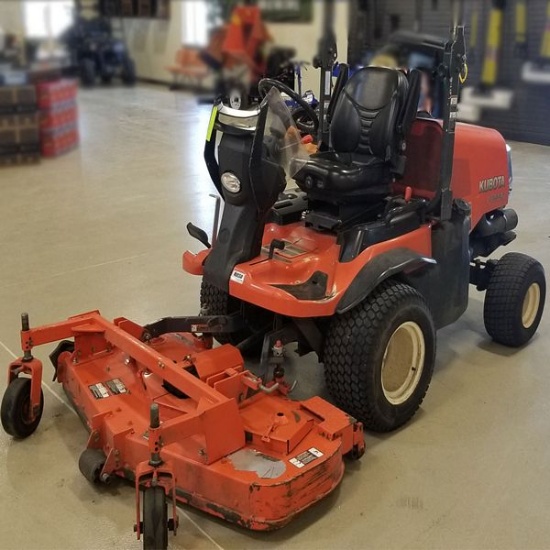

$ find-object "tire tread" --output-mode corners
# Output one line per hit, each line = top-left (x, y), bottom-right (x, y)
(324, 280), (435, 432)
(484, 253), (546, 347)
(1, 377), (43, 438)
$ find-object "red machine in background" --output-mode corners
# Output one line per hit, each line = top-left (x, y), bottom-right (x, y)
(200, 5), (295, 109)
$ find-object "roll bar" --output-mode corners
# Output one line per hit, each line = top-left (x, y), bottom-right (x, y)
(432, 25), (467, 221)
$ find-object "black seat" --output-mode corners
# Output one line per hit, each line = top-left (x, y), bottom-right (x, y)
(294, 67), (420, 204)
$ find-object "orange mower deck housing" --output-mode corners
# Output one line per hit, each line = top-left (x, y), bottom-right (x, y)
(4, 311), (364, 535)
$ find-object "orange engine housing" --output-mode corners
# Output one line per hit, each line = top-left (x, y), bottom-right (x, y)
(185, 120), (512, 319)
(396, 119), (511, 227)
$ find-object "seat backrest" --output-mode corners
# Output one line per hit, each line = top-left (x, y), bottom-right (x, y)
(330, 66), (409, 165)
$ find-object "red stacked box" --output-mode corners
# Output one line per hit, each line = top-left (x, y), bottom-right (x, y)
(36, 79), (79, 158)
(36, 79), (78, 109)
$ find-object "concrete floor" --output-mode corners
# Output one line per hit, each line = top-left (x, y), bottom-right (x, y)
(0, 85), (549, 550)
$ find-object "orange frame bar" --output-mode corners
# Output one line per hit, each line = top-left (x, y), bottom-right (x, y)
(19, 311), (225, 405)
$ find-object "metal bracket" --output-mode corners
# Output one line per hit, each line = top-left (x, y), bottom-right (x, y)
(143, 314), (245, 339)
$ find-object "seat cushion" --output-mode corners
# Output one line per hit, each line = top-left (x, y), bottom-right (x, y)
(293, 151), (392, 201)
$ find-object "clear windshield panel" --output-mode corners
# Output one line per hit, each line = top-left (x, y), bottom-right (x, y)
(264, 88), (310, 178)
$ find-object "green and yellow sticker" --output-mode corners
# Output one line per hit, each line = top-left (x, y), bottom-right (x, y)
(206, 106), (218, 142)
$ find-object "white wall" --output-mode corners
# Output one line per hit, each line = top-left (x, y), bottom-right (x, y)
(268, 0), (349, 96)
(0, 0), (349, 90)
(122, 2), (183, 82)
(0, 1), (25, 36)
(122, 0), (349, 93)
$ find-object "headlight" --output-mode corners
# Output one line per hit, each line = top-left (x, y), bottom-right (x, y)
(221, 172), (241, 194)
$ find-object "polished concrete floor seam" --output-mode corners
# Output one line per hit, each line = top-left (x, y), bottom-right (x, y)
(0, 253), (152, 292)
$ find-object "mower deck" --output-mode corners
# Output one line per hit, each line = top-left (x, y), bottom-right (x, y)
(4, 311), (364, 537)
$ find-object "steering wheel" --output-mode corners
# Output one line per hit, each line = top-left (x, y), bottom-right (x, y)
(258, 78), (319, 136)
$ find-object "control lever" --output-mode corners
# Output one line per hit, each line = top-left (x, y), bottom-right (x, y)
(186, 223), (211, 249)
(268, 239), (285, 260)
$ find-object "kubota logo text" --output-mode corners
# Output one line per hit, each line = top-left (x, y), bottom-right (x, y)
(479, 175), (506, 193)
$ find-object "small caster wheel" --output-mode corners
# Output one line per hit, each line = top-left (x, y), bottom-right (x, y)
(143, 486), (168, 550)
(78, 448), (107, 484)
(1, 377), (44, 439)
(345, 442), (365, 460)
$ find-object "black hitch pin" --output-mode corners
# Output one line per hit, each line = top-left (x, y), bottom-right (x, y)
(21, 312), (33, 362)
(149, 403), (163, 467)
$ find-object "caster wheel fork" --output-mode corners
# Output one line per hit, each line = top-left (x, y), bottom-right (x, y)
(135, 404), (178, 550)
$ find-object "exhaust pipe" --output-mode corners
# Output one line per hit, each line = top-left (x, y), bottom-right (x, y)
(474, 208), (518, 238)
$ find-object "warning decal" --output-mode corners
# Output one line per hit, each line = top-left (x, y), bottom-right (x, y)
(89, 378), (128, 399)
(106, 378), (127, 395)
(89, 382), (109, 399)
(289, 447), (324, 469)
(230, 270), (246, 284)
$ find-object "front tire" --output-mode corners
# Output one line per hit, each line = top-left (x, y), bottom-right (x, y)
(142, 486), (168, 550)
(484, 253), (546, 347)
(324, 280), (436, 432)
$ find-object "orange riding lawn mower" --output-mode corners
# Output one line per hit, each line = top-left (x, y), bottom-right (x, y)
(1, 16), (547, 550)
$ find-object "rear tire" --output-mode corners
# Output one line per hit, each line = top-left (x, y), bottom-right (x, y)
(484, 253), (546, 347)
(200, 281), (245, 346)
(200, 281), (272, 355)
(324, 280), (436, 432)
(143, 486), (168, 550)
(1, 377), (44, 438)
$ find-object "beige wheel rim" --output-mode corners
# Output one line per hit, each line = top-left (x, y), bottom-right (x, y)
(381, 321), (425, 406)
(522, 283), (541, 329)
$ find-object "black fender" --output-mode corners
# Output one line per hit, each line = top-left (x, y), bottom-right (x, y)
(336, 248), (436, 314)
